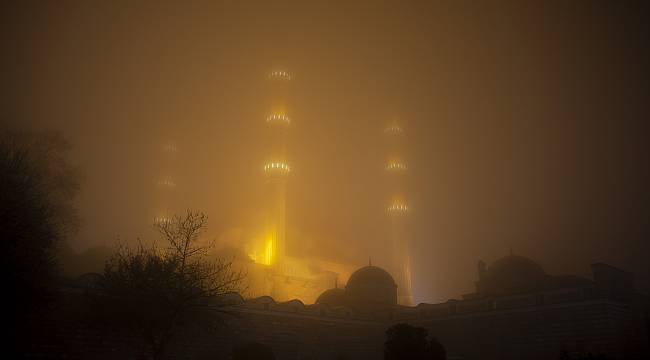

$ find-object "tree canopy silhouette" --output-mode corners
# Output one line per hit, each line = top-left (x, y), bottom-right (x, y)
(384, 323), (446, 360)
(1, 127), (81, 349)
(95, 210), (245, 359)
(232, 342), (276, 360)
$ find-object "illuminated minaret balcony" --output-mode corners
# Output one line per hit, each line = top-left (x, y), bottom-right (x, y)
(268, 70), (291, 81)
(385, 160), (407, 172)
(266, 113), (291, 125)
(163, 144), (178, 153)
(263, 161), (291, 177)
(387, 200), (409, 215)
(156, 178), (176, 188)
(384, 123), (403, 135)
(153, 216), (172, 225)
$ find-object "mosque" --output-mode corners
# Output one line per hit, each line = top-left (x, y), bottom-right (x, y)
(55, 249), (648, 359)
(137, 69), (649, 359)
(209, 252), (648, 360)
(154, 68), (414, 305)
(228, 69), (414, 304)
(46, 69), (649, 360)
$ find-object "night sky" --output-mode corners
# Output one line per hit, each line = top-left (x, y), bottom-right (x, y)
(2, 0), (649, 303)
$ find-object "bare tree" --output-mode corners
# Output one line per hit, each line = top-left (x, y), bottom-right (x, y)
(99, 210), (244, 359)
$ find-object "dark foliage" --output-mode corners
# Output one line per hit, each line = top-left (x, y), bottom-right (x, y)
(427, 337), (447, 360)
(1, 128), (81, 350)
(559, 350), (614, 360)
(94, 211), (245, 359)
(232, 342), (276, 360)
(384, 323), (447, 360)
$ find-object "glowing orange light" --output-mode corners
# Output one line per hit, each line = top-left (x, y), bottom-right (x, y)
(264, 236), (274, 265)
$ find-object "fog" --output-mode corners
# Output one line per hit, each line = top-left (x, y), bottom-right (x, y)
(3, 0), (649, 303)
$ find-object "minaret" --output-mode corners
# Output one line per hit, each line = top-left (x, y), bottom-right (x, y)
(263, 69), (292, 272)
(385, 120), (413, 306)
(154, 142), (179, 224)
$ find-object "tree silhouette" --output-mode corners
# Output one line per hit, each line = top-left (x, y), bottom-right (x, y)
(384, 323), (447, 360)
(1, 128), (81, 351)
(232, 342), (276, 360)
(385, 323), (429, 360)
(96, 210), (245, 359)
(427, 337), (447, 360)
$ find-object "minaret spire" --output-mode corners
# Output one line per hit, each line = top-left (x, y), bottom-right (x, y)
(385, 118), (413, 306)
(263, 68), (292, 300)
(154, 141), (179, 225)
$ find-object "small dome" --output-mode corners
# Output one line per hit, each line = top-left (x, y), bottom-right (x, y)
(346, 266), (397, 311)
(316, 288), (347, 307)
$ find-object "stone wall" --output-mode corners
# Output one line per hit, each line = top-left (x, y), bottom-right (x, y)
(403, 299), (648, 360)
(24, 284), (649, 359)
(25, 291), (386, 359)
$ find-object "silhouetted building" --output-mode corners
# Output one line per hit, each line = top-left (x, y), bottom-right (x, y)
(316, 264), (398, 313)
(45, 254), (648, 359)
(222, 255), (648, 359)
(393, 255), (649, 360)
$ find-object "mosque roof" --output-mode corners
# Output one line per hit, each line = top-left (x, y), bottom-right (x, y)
(346, 265), (397, 290)
(315, 288), (347, 307)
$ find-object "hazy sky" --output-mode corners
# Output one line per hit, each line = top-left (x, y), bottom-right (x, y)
(3, 0), (649, 302)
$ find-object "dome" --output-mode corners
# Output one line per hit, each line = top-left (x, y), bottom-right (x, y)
(316, 288), (347, 307)
(489, 255), (546, 279)
(479, 255), (548, 295)
(346, 266), (397, 311)
(347, 266), (396, 289)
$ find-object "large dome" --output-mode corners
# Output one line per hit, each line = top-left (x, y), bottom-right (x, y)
(489, 255), (546, 279)
(479, 255), (548, 295)
(346, 266), (397, 311)
(347, 266), (396, 289)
